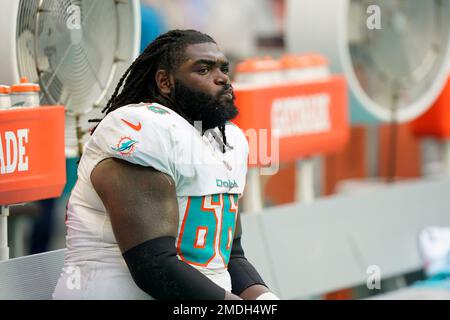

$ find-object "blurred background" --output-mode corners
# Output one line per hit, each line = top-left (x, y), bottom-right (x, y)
(1, 0), (450, 299)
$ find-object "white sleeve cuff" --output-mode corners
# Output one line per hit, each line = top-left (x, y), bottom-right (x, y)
(256, 292), (280, 300)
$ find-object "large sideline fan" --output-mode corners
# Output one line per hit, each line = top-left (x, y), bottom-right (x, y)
(0, 0), (141, 157)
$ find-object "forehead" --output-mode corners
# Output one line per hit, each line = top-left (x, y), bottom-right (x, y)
(182, 42), (228, 65)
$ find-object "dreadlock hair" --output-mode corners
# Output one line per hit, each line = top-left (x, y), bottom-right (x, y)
(89, 29), (231, 153)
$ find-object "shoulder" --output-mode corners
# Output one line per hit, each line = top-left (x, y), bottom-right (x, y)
(92, 102), (187, 142)
(88, 103), (179, 179)
(106, 102), (179, 130)
(225, 121), (245, 137)
(225, 121), (248, 152)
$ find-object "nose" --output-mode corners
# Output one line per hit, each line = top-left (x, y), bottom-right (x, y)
(214, 69), (230, 86)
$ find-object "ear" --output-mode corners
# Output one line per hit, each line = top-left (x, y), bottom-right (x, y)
(155, 69), (173, 96)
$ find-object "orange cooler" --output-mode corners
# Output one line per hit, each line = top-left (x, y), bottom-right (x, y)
(0, 106), (66, 205)
(233, 75), (349, 165)
(412, 77), (450, 139)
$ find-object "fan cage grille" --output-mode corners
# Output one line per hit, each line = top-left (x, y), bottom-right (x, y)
(15, 0), (138, 155)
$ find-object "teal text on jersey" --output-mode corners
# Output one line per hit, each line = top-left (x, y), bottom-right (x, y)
(216, 179), (238, 188)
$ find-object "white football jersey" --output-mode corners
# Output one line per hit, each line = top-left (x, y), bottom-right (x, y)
(53, 102), (248, 299)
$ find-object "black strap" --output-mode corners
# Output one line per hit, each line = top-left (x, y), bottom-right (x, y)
(123, 236), (226, 300)
(228, 237), (267, 295)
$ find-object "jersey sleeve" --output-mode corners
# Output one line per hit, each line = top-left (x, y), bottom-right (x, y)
(91, 105), (175, 180)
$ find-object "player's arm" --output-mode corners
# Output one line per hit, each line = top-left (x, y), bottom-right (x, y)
(228, 212), (280, 300)
(91, 157), (240, 300)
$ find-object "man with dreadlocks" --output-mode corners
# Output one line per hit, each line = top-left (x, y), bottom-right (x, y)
(53, 29), (279, 300)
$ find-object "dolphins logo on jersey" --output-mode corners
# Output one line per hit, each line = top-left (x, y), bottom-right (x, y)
(112, 136), (138, 156)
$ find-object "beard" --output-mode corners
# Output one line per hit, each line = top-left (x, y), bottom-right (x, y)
(170, 79), (238, 132)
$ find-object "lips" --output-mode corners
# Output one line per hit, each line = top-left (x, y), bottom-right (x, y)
(220, 88), (234, 100)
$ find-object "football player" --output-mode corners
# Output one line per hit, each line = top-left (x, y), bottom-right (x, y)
(53, 29), (278, 300)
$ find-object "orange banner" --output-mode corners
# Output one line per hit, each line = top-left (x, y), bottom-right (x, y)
(0, 106), (66, 205)
(233, 75), (349, 165)
(412, 77), (450, 139)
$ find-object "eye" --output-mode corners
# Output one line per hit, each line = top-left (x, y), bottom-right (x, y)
(198, 67), (209, 75)
(221, 66), (230, 74)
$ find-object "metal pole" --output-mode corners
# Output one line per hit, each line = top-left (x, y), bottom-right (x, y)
(243, 167), (263, 213)
(0, 205), (9, 261)
(387, 85), (400, 183)
(443, 140), (450, 177)
(295, 158), (315, 203)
